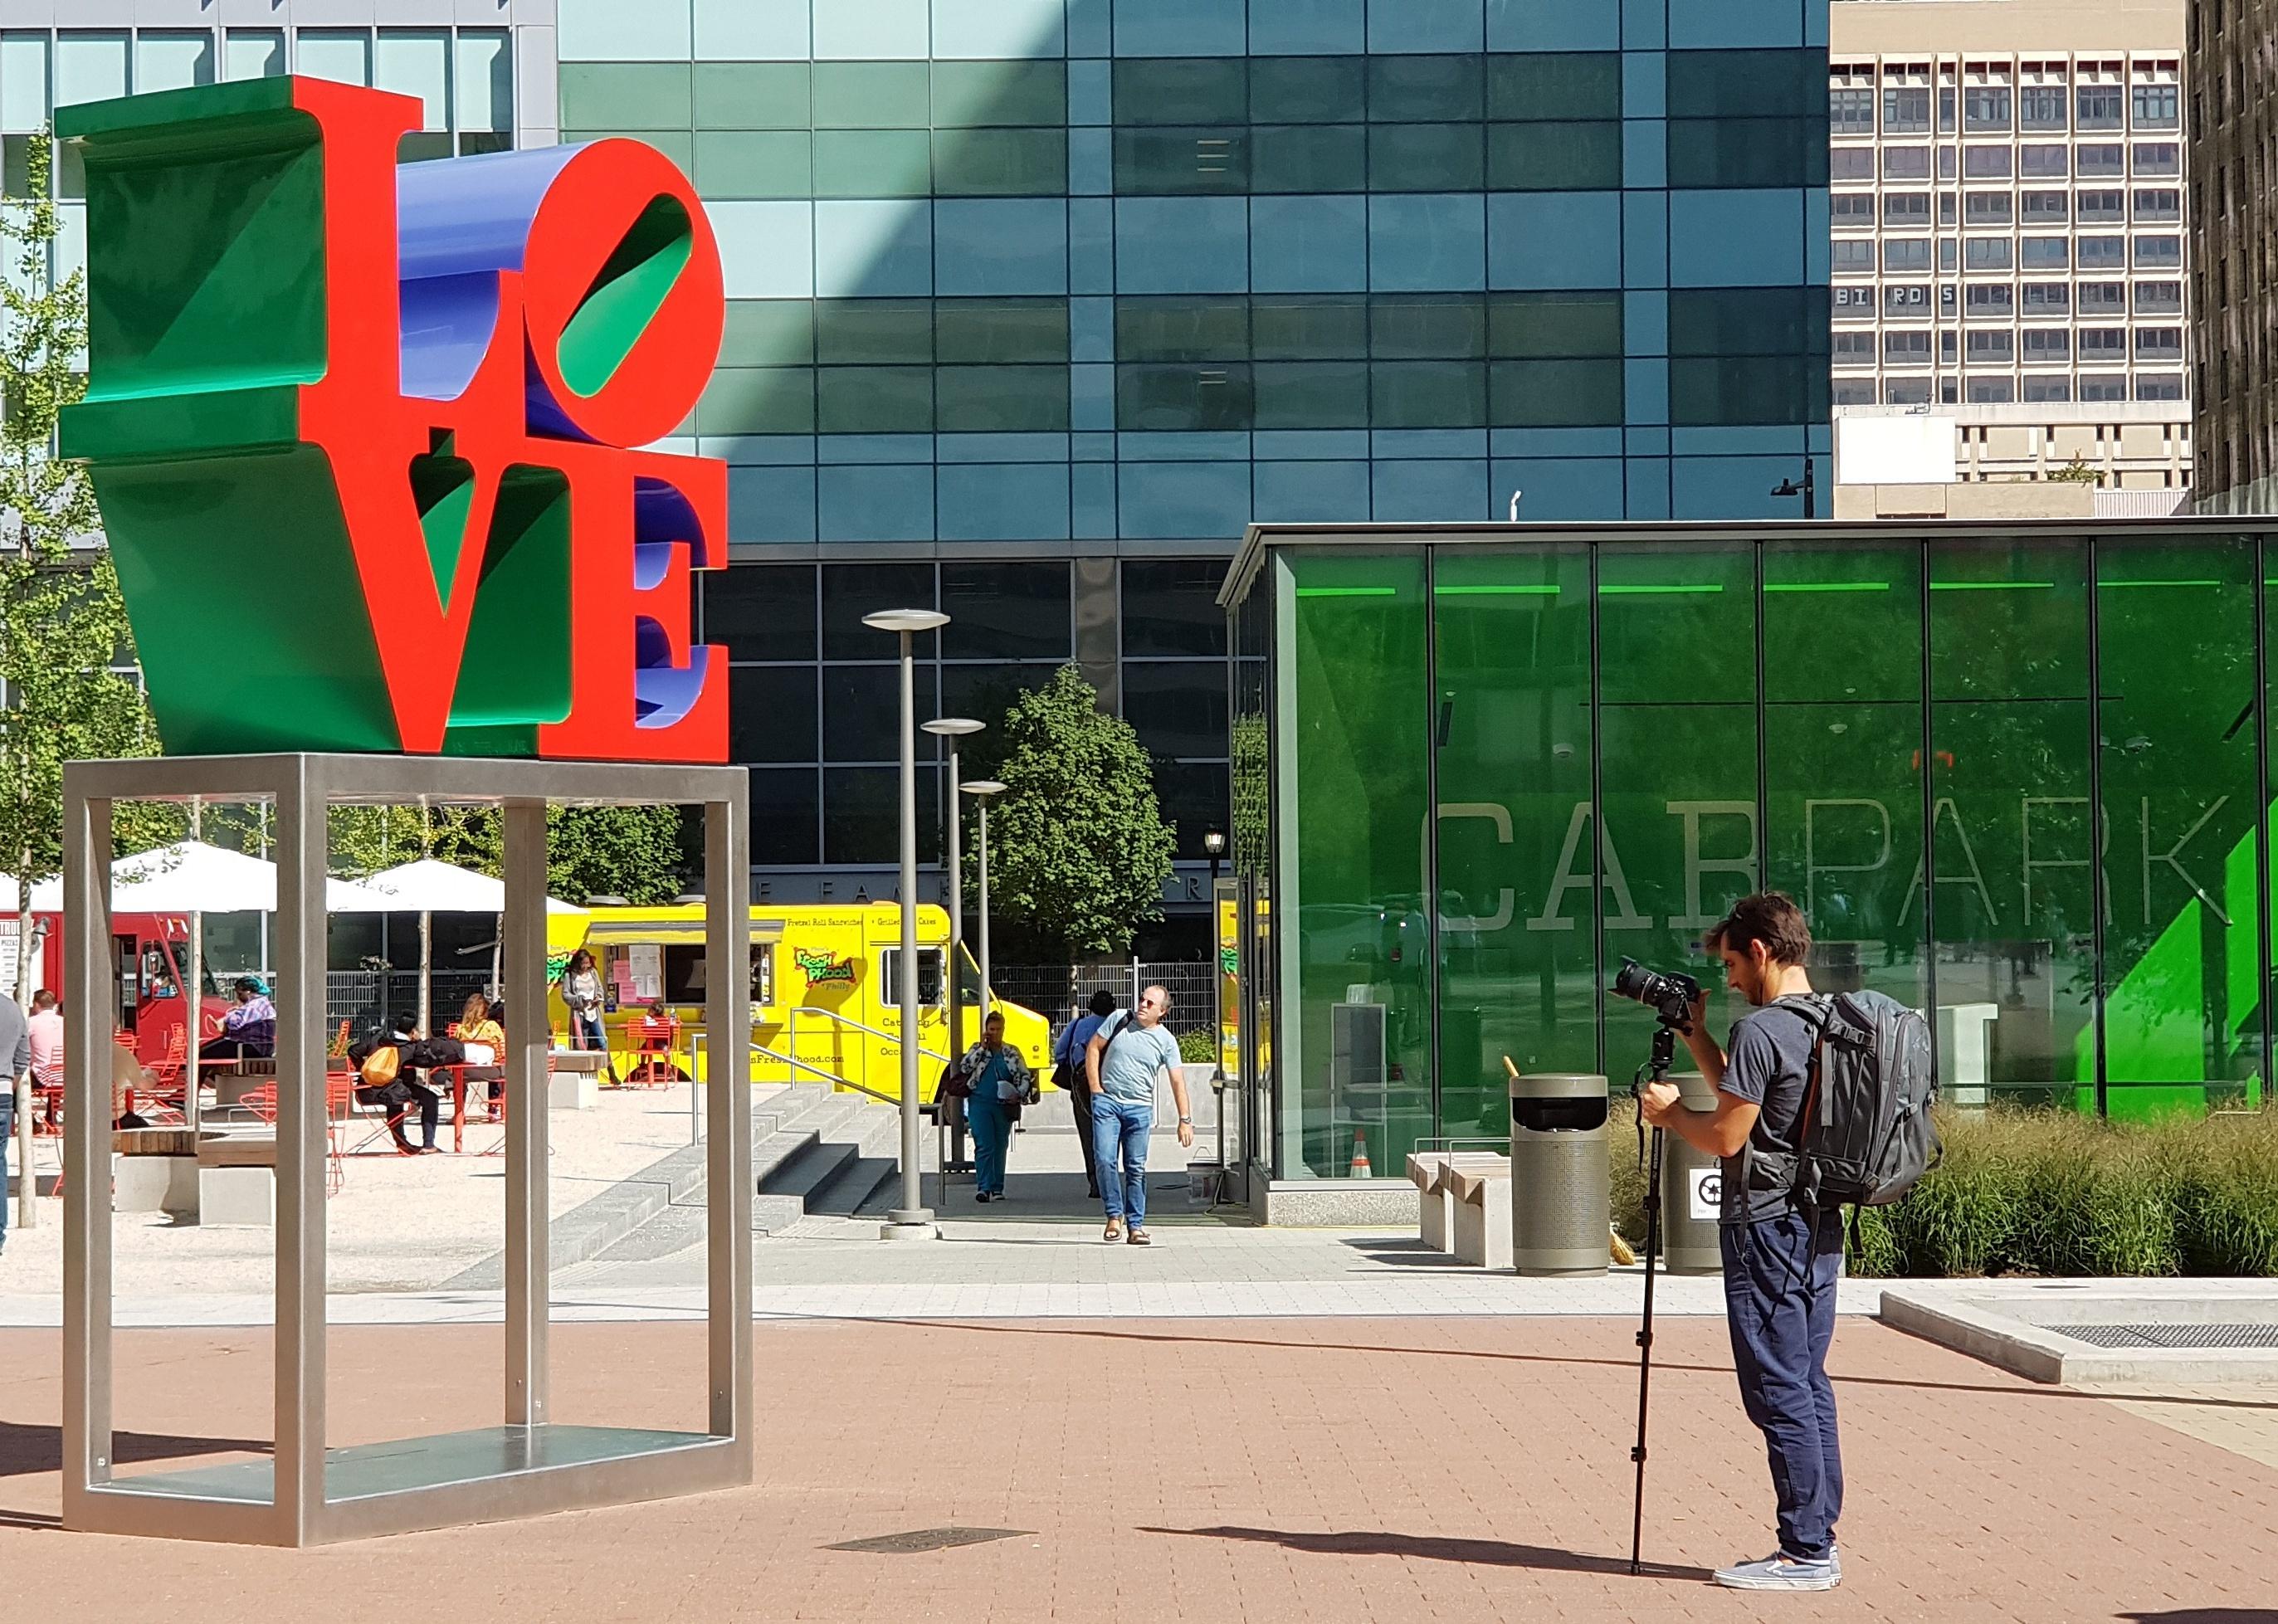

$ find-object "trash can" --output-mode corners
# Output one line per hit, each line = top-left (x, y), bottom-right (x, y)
(1656, 1073), (1724, 1275)
(1508, 1072), (1608, 1277)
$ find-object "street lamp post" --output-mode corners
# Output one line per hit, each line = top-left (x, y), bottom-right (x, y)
(1771, 453), (1817, 519)
(961, 780), (1006, 1024)
(922, 715), (983, 1178)
(865, 607), (951, 1241)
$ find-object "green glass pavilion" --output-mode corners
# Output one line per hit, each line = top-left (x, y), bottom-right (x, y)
(1220, 518), (2278, 1222)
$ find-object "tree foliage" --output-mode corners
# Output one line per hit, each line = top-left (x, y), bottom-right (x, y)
(0, 131), (160, 998)
(325, 801), (686, 905)
(968, 664), (1173, 958)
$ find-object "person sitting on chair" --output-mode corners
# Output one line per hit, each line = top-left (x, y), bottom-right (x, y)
(199, 978), (276, 1062)
(345, 1015), (446, 1154)
(456, 992), (506, 1116)
(631, 999), (677, 1083)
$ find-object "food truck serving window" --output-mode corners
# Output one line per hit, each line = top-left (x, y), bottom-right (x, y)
(656, 944), (774, 1006)
(879, 948), (944, 1007)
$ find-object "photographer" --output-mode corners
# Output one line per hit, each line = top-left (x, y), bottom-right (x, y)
(1637, 891), (1843, 1593)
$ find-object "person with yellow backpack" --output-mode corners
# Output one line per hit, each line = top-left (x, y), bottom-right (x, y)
(346, 1015), (444, 1154)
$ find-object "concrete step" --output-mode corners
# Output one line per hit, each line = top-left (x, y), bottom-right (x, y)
(805, 1153), (896, 1218)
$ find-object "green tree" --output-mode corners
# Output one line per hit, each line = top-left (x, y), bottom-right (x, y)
(0, 130), (160, 1001)
(326, 801), (685, 906)
(2048, 454), (2102, 486)
(543, 804), (685, 905)
(971, 663), (1173, 958)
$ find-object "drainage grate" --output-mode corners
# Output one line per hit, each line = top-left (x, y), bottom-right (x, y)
(2060, 1323), (2278, 1350)
(827, 1527), (1032, 1554)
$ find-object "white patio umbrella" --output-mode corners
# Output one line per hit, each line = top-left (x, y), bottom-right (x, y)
(327, 858), (576, 1031)
(7, 846), (383, 914)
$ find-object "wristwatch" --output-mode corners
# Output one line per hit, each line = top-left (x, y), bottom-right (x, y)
(1178, 1115), (1193, 1125)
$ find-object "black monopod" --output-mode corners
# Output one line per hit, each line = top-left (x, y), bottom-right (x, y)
(1607, 958), (1701, 1578)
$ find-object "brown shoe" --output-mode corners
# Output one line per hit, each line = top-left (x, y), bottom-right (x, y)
(1103, 1218), (1124, 1242)
(1125, 1227), (1152, 1246)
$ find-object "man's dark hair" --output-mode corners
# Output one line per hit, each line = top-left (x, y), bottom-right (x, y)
(1707, 891), (1812, 967)
(1088, 988), (1115, 1017)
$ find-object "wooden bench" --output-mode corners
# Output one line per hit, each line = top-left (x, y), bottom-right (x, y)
(112, 1127), (204, 1216)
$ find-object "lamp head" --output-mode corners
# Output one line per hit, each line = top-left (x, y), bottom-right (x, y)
(861, 607), (949, 636)
(1202, 829), (1227, 857)
(962, 779), (1007, 797)
(922, 716), (985, 738)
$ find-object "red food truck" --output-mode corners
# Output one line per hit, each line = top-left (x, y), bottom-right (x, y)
(6, 910), (232, 1069)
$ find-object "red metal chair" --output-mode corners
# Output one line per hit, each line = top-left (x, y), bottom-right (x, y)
(329, 1070), (420, 1158)
(138, 1024), (192, 1124)
(620, 1013), (680, 1089)
(232, 1084), (348, 1197)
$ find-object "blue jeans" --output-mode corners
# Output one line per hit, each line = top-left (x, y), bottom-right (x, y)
(572, 1011), (605, 1051)
(1721, 1207), (1846, 1562)
(968, 1091), (1010, 1196)
(1091, 1094), (1154, 1227)
(0, 1087), (12, 1248)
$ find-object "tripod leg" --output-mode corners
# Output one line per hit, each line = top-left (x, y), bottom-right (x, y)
(1630, 1123), (1666, 1576)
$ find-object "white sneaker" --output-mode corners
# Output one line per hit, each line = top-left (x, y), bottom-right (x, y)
(1714, 1552), (1840, 1592)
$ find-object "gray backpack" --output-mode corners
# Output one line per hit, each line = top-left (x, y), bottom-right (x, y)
(1783, 990), (1941, 1219)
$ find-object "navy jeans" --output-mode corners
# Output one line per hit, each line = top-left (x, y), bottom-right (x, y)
(1720, 1207), (1846, 1562)
(1091, 1095), (1153, 1226)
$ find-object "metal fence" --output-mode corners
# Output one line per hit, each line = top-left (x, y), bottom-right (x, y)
(324, 969), (497, 1031)
(989, 962), (1218, 1054)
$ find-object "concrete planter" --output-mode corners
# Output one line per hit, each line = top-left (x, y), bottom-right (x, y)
(112, 1152), (199, 1216)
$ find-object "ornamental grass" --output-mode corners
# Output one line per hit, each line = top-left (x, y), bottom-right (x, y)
(1607, 1102), (2278, 1278)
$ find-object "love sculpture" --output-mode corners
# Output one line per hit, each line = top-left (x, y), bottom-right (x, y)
(54, 80), (754, 1549)
(60, 75), (728, 763)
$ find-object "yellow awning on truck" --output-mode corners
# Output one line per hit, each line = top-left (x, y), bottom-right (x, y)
(584, 918), (787, 946)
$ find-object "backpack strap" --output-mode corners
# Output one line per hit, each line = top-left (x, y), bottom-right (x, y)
(1773, 993), (1837, 1212)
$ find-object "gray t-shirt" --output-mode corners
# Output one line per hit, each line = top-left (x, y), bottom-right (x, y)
(0, 994), (27, 1080)
(1094, 1012), (1180, 1106)
(1716, 997), (1822, 1225)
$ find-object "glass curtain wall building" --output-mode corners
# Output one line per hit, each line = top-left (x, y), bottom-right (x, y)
(559, 0), (1834, 905)
(1224, 519), (2275, 1208)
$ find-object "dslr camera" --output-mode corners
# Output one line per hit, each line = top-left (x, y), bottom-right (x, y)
(1612, 957), (1701, 1032)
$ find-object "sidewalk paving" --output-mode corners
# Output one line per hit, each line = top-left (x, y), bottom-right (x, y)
(2, 1313), (2272, 1622)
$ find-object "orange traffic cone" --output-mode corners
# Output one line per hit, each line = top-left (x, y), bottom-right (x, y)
(1349, 1127), (1373, 1178)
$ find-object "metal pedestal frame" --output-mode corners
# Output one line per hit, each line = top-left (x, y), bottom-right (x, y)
(61, 753), (754, 1547)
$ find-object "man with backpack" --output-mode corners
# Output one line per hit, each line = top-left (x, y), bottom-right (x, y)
(1085, 984), (1190, 1246)
(1639, 892), (1846, 1592)
(1054, 989), (1115, 1199)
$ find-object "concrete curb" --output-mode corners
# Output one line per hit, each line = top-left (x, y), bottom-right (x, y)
(1877, 1281), (2278, 1383)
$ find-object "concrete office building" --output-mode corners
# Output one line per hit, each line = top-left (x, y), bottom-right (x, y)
(1827, 0), (2193, 495)
(2188, 0), (2278, 512)
(9, 2), (1837, 935)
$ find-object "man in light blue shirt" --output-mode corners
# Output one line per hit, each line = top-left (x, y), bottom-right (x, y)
(1084, 983), (1190, 1246)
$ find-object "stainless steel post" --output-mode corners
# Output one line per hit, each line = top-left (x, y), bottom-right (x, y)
(866, 609), (941, 1239)
(895, 633), (919, 1223)
(503, 800), (549, 1427)
(62, 784), (114, 1524)
(703, 783), (754, 1446)
(186, 797), (202, 1136)
(945, 739), (963, 1060)
(275, 757), (328, 1543)
(976, 797), (991, 1022)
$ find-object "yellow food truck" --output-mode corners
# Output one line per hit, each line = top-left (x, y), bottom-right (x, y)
(544, 902), (1053, 1097)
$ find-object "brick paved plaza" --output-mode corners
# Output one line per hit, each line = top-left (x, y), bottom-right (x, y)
(2, 1305), (2272, 1622)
